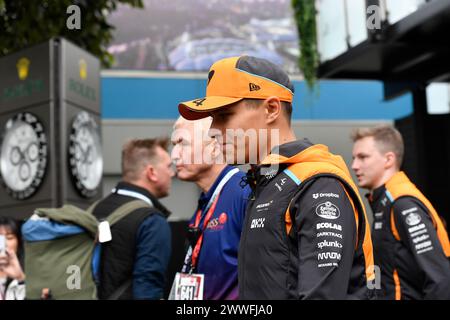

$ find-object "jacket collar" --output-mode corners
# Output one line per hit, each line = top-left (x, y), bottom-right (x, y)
(115, 181), (171, 218)
(367, 171), (407, 204)
(385, 171), (410, 191)
(259, 138), (351, 176)
(368, 184), (386, 204)
(244, 139), (314, 190)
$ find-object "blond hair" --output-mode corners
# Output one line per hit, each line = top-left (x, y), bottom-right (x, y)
(351, 125), (404, 169)
(121, 137), (169, 181)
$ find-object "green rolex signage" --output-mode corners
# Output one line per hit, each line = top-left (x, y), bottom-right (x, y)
(61, 39), (100, 112)
(0, 38), (102, 219)
(0, 41), (51, 112)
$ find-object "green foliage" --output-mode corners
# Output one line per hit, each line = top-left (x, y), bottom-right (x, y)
(0, 0), (143, 67)
(292, 0), (319, 90)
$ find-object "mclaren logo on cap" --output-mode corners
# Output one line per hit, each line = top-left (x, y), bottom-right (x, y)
(249, 83), (261, 91)
(192, 98), (206, 106)
(207, 70), (215, 85)
(16, 57), (30, 80)
(79, 59), (87, 80)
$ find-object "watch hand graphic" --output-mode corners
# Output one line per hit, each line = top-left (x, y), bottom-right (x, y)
(69, 112), (102, 197)
(75, 142), (94, 180)
(18, 161), (31, 181)
(9, 146), (23, 165)
(9, 146), (32, 182)
(26, 142), (39, 162)
(83, 145), (93, 165)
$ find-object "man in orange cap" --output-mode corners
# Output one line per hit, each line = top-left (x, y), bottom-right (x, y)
(178, 56), (376, 299)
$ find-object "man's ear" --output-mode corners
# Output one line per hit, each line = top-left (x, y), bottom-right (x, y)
(384, 151), (397, 169)
(264, 96), (282, 124)
(145, 164), (157, 182)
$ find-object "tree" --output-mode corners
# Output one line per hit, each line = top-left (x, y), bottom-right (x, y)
(0, 0), (143, 67)
(292, 0), (319, 90)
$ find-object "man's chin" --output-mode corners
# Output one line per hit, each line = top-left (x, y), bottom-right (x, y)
(177, 171), (199, 182)
(357, 181), (371, 189)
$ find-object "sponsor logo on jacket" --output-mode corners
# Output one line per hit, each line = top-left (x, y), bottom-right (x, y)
(250, 218), (265, 229)
(316, 222), (342, 231)
(408, 223), (425, 233)
(317, 252), (341, 261)
(255, 200), (273, 212)
(206, 212), (228, 231)
(315, 201), (340, 220)
(405, 212), (421, 226)
(317, 240), (342, 249)
(312, 192), (340, 199)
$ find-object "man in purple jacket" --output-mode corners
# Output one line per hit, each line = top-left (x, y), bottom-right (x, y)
(171, 116), (251, 300)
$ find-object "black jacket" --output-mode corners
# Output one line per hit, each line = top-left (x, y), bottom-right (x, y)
(238, 140), (374, 299)
(92, 182), (171, 299)
(369, 172), (450, 300)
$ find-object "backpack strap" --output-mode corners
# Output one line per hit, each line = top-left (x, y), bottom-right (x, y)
(86, 200), (101, 215)
(106, 200), (153, 227)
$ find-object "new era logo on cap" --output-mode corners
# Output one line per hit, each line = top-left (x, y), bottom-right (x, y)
(249, 83), (261, 92)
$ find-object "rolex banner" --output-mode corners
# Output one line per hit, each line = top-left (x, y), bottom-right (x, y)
(0, 38), (102, 219)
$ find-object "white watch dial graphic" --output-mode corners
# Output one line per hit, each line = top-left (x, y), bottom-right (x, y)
(69, 111), (103, 198)
(0, 113), (47, 199)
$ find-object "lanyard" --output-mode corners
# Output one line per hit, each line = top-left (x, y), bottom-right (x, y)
(189, 167), (239, 271)
(111, 188), (153, 206)
(190, 195), (220, 269)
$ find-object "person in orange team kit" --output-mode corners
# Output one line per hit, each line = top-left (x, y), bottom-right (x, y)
(178, 55), (376, 299)
(352, 125), (450, 300)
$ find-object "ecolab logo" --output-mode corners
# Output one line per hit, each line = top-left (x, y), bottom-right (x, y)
(316, 222), (342, 231)
(250, 218), (265, 229)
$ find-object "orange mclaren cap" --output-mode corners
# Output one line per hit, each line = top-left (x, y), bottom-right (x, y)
(178, 56), (294, 120)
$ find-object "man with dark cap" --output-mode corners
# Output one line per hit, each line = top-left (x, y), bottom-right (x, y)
(178, 56), (376, 299)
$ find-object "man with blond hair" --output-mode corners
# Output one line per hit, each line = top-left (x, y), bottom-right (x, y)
(92, 138), (173, 299)
(171, 116), (251, 300)
(352, 125), (450, 299)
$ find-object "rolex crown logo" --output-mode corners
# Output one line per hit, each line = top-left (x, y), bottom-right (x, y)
(16, 57), (30, 80)
(79, 59), (87, 80)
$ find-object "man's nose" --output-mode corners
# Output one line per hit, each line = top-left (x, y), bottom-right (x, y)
(171, 145), (180, 161)
(351, 159), (359, 171)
